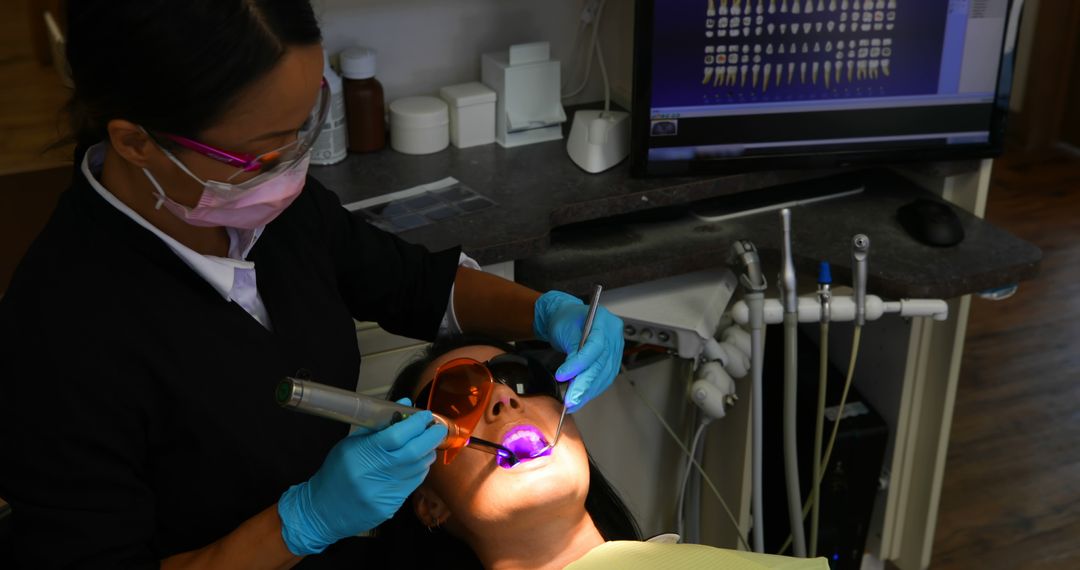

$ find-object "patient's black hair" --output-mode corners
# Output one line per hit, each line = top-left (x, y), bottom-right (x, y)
(375, 335), (641, 567)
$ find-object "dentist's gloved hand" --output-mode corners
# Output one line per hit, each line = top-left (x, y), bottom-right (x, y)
(534, 290), (625, 413)
(278, 401), (447, 556)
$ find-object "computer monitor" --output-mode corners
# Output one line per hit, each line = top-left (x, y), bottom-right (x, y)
(630, 0), (1022, 176)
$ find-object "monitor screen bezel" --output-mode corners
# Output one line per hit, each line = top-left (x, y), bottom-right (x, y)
(629, 0), (1020, 177)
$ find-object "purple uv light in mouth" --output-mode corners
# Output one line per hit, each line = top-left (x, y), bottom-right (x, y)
(498, 425), (551, 469)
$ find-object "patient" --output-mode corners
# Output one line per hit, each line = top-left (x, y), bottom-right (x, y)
(377, 336), (826, 570)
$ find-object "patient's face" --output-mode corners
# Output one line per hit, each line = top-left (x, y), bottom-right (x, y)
(412, 346), (591, 531)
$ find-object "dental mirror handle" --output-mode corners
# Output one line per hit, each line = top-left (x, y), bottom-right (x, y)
(852, 234), (870, 327)
(277, 377), (470, 449)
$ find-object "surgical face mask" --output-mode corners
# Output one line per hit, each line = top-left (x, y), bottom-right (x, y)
(142, 149), (310, 230)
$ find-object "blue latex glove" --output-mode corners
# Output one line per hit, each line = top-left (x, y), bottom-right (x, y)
(534, 290), (625, 413)
(278, 400), (447, 555)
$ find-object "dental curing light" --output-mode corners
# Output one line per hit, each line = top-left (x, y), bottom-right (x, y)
(277, 378), (520, 466)
(733, 239), (768, 553)
(779, 208), (807, 557)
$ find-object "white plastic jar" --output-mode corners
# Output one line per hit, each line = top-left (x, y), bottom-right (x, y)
(388, 96), (449, 155)
(439, 82), (496, 148)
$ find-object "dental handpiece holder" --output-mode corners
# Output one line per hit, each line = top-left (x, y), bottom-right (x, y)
(277, 378), (474, 453)
(729, 295), (949, 325)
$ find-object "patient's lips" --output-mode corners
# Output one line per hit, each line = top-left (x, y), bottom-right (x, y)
(498, 425), (551, 469)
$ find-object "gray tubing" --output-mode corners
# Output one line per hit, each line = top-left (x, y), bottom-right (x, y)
(784, 313), (807, 557)
(747, 292), (766, 553)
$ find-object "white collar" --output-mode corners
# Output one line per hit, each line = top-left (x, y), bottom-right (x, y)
(81, 143), (264, 302)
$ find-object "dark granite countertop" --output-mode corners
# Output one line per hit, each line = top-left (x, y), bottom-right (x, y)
(310, 140), (1041, 301)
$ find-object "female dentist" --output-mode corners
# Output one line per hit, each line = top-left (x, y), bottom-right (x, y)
(0, 2), (623, 568)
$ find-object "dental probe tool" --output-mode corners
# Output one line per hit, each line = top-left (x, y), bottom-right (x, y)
(779, 208), (808, 558)
(852, 234), (870, 326)
(277, 378), (520, 466)
(529, 284), (604, 459)
(732, 240), (767, 553)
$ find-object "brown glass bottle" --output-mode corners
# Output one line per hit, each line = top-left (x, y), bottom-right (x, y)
(340, 47), (386, 153)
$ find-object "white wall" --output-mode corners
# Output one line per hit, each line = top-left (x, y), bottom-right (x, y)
(311, 0), (634, 108)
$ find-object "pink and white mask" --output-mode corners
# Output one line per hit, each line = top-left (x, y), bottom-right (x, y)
(143, 151), (310, 230)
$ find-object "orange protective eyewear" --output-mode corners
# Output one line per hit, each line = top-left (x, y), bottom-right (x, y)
(417, 354), (561, 464)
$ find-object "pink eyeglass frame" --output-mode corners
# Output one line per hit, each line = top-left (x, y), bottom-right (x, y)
(155, 78), (330, 173)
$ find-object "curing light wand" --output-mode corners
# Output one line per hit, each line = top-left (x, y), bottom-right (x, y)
(276, 378), (520, 466)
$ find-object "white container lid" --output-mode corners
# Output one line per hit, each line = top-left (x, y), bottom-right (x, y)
(389, 97), (449, 128)
(439, 82), (497, 108)
(340, 47), (377, 79)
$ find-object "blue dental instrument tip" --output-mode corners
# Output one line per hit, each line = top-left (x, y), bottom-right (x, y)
(818, 261), (832, 285)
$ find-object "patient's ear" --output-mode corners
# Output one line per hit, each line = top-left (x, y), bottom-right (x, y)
(412, 486), (451, 528)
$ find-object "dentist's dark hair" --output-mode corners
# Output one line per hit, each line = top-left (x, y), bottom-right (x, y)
(375, 335), (641, 567)
(63, 0), (321, 150)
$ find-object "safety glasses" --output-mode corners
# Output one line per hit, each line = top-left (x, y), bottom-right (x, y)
(416, 353), (561, 464)
(151, 77), (331, 187)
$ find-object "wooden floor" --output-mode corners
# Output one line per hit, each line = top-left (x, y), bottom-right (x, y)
(930, 149), (1080, 570)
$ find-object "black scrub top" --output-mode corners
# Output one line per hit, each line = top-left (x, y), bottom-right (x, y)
(0, 158), (461, 568)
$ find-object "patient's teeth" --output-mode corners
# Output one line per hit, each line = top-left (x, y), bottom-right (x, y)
(869, 59), (879, 79)
(768, 22), (775, 34)
(803, 22), (812, 33)
(830, 0), (838, 10)
(847, 60), (854, 82)
(751, 63), (760, 87)
(835, 57), (842, 82)
(802, 42), (810, 53)
(708, 0), (717, 15)
(824, 61), (832, 88)
(839, 23), (846, 32)
(800, 61), (807, 83)
(826, 41), (833, 52)
(769, 0), (777, 13)
(812, 61), (819, 84)
(881, 58), (890, 76)
(827, 21), (835, 32)
(792, 0), (800, 13)
(720, 0), (729, 14)
(728, 65), (739, 86)
(816, 22), (823, 32)
(804, 0), (814, 14)
(857, 59), (867, 80)
(763, 63), (772, 92)
(779, 43), (786, 54)
(781, 0), (788, 12)
(733, 0), (742, 15)
(814, 41), (821, 52)
(766, 43), (774, 54)
(741, 64), (750, 86)
(780, 22), (787, 34)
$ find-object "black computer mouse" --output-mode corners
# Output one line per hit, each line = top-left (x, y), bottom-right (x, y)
(896, 199), (965, 247)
